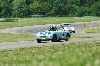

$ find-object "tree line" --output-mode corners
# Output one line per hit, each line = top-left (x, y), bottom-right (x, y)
(0, 0), (100, 17)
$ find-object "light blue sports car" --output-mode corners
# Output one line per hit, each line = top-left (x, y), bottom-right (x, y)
(36, 27), (71, 43)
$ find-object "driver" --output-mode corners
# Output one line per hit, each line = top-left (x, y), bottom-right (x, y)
(49, 25), (57, 31)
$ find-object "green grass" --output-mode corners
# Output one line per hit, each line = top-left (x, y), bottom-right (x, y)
(0, 33), (34, 42)
(0, 41), (100, 66)
(0, 17), (100, 28)
(85, 27), (100, 33)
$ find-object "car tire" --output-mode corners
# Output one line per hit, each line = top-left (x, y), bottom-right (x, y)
(51, 34), (57, 42)
(73, 31), (75, 33)
(68, 30), (72, 33)
(65, 34), (70, 41)
(37, 39), (41, 43)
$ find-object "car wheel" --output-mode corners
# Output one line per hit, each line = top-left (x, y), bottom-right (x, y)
(57, 37), (61, 42)
(65, 34), (70, 41)
(51, 35), (57, 42)
(73, 31), (75, 33)
(69, 30), (72, 33)
(37, 39), (41, 43)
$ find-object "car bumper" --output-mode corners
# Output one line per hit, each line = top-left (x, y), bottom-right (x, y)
(36, 37), (52, 41)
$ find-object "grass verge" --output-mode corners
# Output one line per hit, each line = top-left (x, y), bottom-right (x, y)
(0, 33), (34, 43)
(85, 27), (100, 33)
(0, 41), (100, 66)
(0, 17), (100, 28)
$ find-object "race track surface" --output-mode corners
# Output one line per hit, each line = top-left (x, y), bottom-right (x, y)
(0, 22), (100, 50)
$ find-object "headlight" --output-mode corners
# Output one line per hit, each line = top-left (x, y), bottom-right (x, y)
(36, 33), (39, 36)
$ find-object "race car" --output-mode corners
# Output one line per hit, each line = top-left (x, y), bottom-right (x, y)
(61, 24), (75, 33)
(36, 26), (71, 43)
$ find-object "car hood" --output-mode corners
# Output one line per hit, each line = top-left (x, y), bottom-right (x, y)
(36, 31), (52, 36)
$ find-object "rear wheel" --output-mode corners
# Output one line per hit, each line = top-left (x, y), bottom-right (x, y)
(37, 39), (41, 43)
(51, 35), (57, 42)
(73, 31), (75, 33)
(65, 34), (70, 41)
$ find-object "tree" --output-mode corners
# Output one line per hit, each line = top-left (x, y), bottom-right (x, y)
(93, 1), (100, 16)
(0, 0), (100, 17)
(12, 0), (28, 17)
(30, 1), (52, 16)
(0, 0), (13, 17)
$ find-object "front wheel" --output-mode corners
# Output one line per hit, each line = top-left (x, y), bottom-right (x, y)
(51, 35), (57, 42)
(65, 34), (70, 41)
(37, 39), (41, 43)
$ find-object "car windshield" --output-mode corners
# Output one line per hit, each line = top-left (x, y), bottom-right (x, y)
(64, 24), (71, 27)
